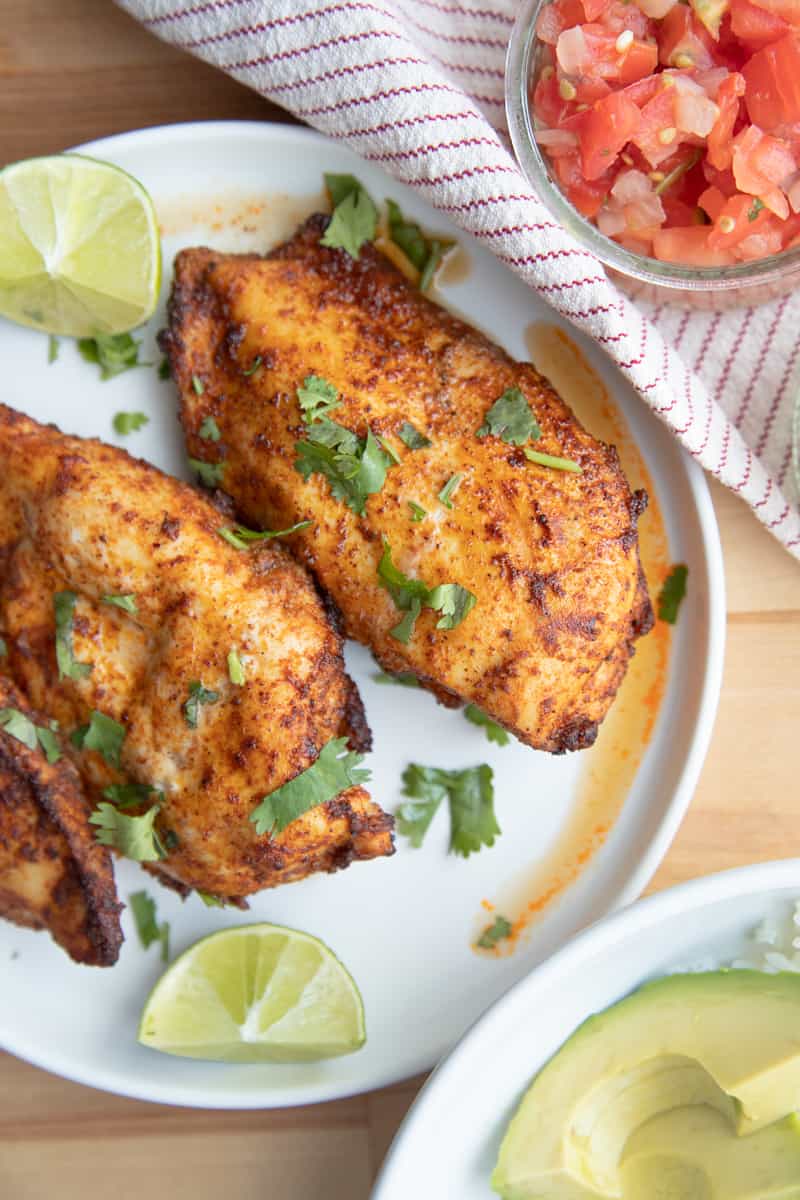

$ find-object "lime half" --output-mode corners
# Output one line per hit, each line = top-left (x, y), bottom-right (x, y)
(0, 154), (160, 337)
(138, 923), (366, 1063)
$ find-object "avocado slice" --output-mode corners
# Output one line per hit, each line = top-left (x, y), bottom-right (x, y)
(621, 1105), (800, 1199)
(492, 971), (800, 1199)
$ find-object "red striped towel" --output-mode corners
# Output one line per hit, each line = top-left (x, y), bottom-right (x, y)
(118, 0), (800, 557)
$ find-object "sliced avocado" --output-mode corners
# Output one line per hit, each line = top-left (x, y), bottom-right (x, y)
(621, 1105), (800, 1199)
(492, 971), (800, 1200)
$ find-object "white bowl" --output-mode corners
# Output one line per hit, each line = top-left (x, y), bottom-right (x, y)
(372, 859), (800, 1199)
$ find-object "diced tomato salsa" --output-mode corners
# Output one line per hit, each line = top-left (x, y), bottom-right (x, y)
(532, 0), (800, 265)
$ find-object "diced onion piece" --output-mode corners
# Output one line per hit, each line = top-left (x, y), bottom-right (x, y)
(635, 0), (678, 16)
(675, 91), (720, 136)
(624, 193), (667, 230)
(556, 25), (590, 74)
(694, 67), (730, 99)
(611, 168), (654, 202)
(597, 206), (628, 236)
(760, 187), (790, 218)
(732, 229), (784, 260)
(536, 128), (580, 156)
(788, 175), (800, 213)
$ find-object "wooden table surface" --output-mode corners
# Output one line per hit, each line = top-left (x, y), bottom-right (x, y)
(2, 3), (799, 1197)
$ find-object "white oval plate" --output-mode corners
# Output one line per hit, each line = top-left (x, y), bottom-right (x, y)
(373, 859), (800, 1199)
(0, 122), (723, 1108)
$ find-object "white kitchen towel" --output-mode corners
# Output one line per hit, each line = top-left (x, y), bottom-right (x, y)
(118, 0), (800, 557)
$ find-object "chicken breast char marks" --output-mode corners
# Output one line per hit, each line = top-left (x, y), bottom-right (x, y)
(0, 404), (392, 912)
(163, 215), (653, 754)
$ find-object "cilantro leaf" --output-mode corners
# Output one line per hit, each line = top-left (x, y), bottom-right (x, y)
(250, 736), (370, 836)
(53, 591), (93, 681)
(464, 703), (510, 746)
(78, 333), (148, 380)
(48, 335), (59, 364)
(748, 197), (765, 222)
(242, 356), (262, 377)
(295, 423), (392, 516)
(227, 648), (245, 686)
(372, 671), (420, 688)
(477, 388), (541, 446)
(398, 422), (431, 450)
(197, 890), (226, 907)
(71, 711), (126, 768)
(199, 416), (221, 441)
(297, 374), (340, 422)
(476, 915), (512, 950)
(218, 520), (312, 550)
(103, 782), (161, 810)
(188, 457), (225, 488)
(102, 593), (137, 614)
(438, 472), (462, 510)
(658, 564), (688, 624)
(523, 448), (582, 474)
(386, 199), (454, 291)
(192, 375), (204, 395)
(0, 709), (61, 762)
(379, 436), (402, 466)
(183, 680), (220, 729)
(398, 763), (500, 857)
(113, 411), (149, 436)
(129, 890), (170, 961)
(408, 501), (427, 523)
(90, 803), (162, 862)
(321, 175), (378, 260)
(377, 540), (476, 643)
(158, 357), (171, 380)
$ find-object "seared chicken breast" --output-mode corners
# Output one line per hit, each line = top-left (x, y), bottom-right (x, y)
(164, 216), (652, 753)
(0, 676), (122, 966)
(0, 405), (392, 911)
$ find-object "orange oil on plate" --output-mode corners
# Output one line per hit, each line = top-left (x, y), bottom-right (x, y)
(157, 190), (326, 244)
(475, 323), (673, 956)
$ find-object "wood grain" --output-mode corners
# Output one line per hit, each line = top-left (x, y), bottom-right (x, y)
(1, 4), (799, 1198)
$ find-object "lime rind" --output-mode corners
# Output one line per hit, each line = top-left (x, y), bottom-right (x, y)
(138, 923), (366, 1064)
(0, 153), (161, 337)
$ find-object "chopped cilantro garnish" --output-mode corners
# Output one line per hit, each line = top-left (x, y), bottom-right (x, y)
(78, 333), (148, 380)
(386, 198), (454, 291)
(242, 357), (262, 377)
(199, 416), (221, 441)
(2, 708), (60, 762)
(658, 564), (688, 624)
(188, 457), (225, 488)
(297, 374), (340, 422)
(103, 782), (161, 809)
(113, 411), (149, 435)
(53, 591), (93, 682)
(295, 422), (392, 516)
(379, 436), (402, 466)
(438, 472), (463, 510)
(378, 540), (476, 643)
(47, 335), (59, 364)
(477, 388), (541, 446)
(476, 915), (513, 949)
(464, 703), (510, 746)
(372, 671), (420, 688)
(398, 422), (431, 450)
(321, 173), (378, 260)
(158, 357), (171, 380)
(192, 375), (204, 395)
(218, 519), (312, 550)
(523, 448), (582, 474)
(748, 197), (765, 222)
(197, 890), (225, 907)
(102, 593), (137, 614)
(129, 890), (170, 961)
(71, 711), (126, 768)
(396, 763), (500, 857)
(90, 803), (163, 862)
(408, 501), (427, 523)
(183, 680), (220, 729)
(250, 736), (370, 836)
(227, 648), (245, 686)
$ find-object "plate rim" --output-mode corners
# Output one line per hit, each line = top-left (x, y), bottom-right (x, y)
(372, 857), (800, 1197)
(0, 118), (725, 1110)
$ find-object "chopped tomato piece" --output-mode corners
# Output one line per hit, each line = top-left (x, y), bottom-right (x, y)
(536, 0), (586, 45)
(619, 40), (661, 85)
(746, 0), (800, 24)
(557, 25), (658, 86)
(743, 33), (800, 129)
(631, 85), (691, 167)
(707, 190), (771, 244)
(580, 0), (608, 20)
(698, 183), (728, 218)
(707, 72), (746, 167)
(580, 91), (643, 179)
(731, 123), (795, 192)
(652, 224), (736, 261)
(532, 71), (574, 127)
(552, 152), (614, 215)
(658, 5), (720, 68)
(662, 194), (705, 225)
(730, 0), (790, 48)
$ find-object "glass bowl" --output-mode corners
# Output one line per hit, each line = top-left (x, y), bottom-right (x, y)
(505, 0), (800, 311)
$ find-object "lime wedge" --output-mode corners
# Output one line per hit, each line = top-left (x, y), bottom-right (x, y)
(0, 154), (160, 337)
(138, 923), (366, 1063)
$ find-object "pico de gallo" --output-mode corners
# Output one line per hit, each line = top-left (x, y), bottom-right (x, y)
(532, 0), (800, 265)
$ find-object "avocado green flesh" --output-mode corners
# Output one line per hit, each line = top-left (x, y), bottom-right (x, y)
(492, 971), (800, 1200)
(621, 1106), (800, 1199)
